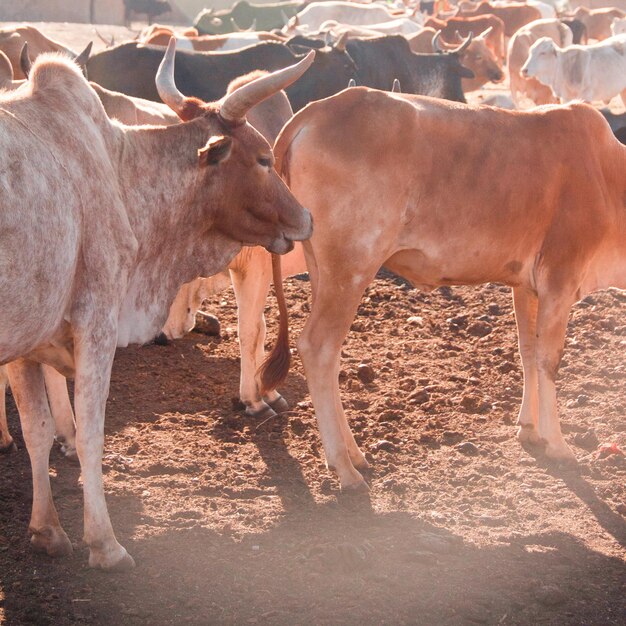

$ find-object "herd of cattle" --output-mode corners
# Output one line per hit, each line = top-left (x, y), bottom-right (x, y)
(0, 0), (624, 572)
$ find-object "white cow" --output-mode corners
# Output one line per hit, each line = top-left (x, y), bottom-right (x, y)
(508, 18), (573, 107)
(318, 17), (423, 37)
(284, 1), (422, 34)
(0, 43), (313, 570)
(0, 65), (299, 456)
(521, 34), (626, 105)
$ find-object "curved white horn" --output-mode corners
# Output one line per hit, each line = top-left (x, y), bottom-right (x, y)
(220, 50), (315, 124)
(155, 38), (186, 115)
(392, 78), (401, 93)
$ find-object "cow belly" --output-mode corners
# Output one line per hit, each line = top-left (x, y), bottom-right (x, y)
(383, 246), (528, 291)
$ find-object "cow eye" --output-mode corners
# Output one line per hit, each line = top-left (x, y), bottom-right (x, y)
(257, 156), (272, 168)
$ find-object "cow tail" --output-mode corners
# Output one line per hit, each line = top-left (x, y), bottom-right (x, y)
(258, 252), (291, 396)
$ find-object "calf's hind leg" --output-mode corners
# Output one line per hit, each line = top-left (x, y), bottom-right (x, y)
(43, 365), (77, 458)
(7, 359), (72, 556)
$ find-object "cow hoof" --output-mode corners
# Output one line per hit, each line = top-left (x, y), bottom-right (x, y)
(544, 441), (577, 464)
(245, 403), (277, 419)
(341, 479), (370, 494)
(89, 544), (135, 572)
(267, 395), (289, 414)
(153, 332), (170, 346)
(61, 444), (79, 462)
(30, 526), (73, 557)
(0, 440), (17, 454)
(517, 424), (542, 446)
(351, 451), (370, 471)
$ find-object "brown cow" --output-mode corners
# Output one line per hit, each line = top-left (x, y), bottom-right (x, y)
(274, 88), (626, 490)
(425, 14), (506, 60)
(572, 6), (625, 41)
(0, 43), (314, 570)
(0, 25), (76, 79)
(457, 1), (542, 37)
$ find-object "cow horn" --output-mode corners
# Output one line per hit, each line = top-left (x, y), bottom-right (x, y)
(220, 50), (315, 124)
(155, 38), (187, 115)
(334, 31), (349, 52)
(230, 17), (243, 32)
(74, 41), (93, 73)
(432, 30), (444, 53)
(453, 32), (473, 54)
(478, 26), (493, 39)
(392, 78), (401, 93)
(248, 19), (257, 32)
(19, 42), (32, 78)
(94, 27), (115, 47)
(348, 78), (356, 87)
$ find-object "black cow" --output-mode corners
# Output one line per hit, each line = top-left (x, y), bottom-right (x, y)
(346, 36), (473, 104)
(87, 42), (298, 103)
(286, 35), (474, 108)
(194, 1), (304, 34)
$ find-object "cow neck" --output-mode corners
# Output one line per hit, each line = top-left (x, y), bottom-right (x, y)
(114, 116), (221, 262)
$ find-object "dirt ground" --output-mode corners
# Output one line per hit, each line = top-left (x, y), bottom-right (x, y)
(0, 20), (625, 626)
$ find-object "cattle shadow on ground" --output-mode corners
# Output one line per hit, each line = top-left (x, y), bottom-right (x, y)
(1, 496), (624, 625)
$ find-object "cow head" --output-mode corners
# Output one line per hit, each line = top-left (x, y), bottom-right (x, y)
(521, 37), (558, 84)
(156, 39), (313, 255)
(438, 28), (504, 91)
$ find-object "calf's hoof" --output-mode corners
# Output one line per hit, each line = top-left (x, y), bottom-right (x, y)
(245, 403), (277, 419)
(0, 440), (17, 454)
(89, 543), (135, 572)
(517, 424), (542, 446)
(30, 526), (73, 557)
(267, 395), (289, 414)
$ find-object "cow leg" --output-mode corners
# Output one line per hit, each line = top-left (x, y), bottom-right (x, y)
(6, 359), (72, 557)
(0, 366), (16, 453)
(73, 334), (134, 570)
(230, 257), (278, 417)
(298, 272), (375, 490)
(512, 286), (540, 445)
(43, 365), (76, 458)
(534, 293), (576, 461)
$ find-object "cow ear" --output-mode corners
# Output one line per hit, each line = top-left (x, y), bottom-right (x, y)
(198, 135), (232, 167)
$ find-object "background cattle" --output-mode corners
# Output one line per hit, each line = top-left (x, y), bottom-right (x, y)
(457, 1), (543, 38)
(0, 25), (75, 79)
(572, 6), (625, 41)
(508, 18), (573, 107)
(194, 0), (303, 34)
(522, 34), (626, 105)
